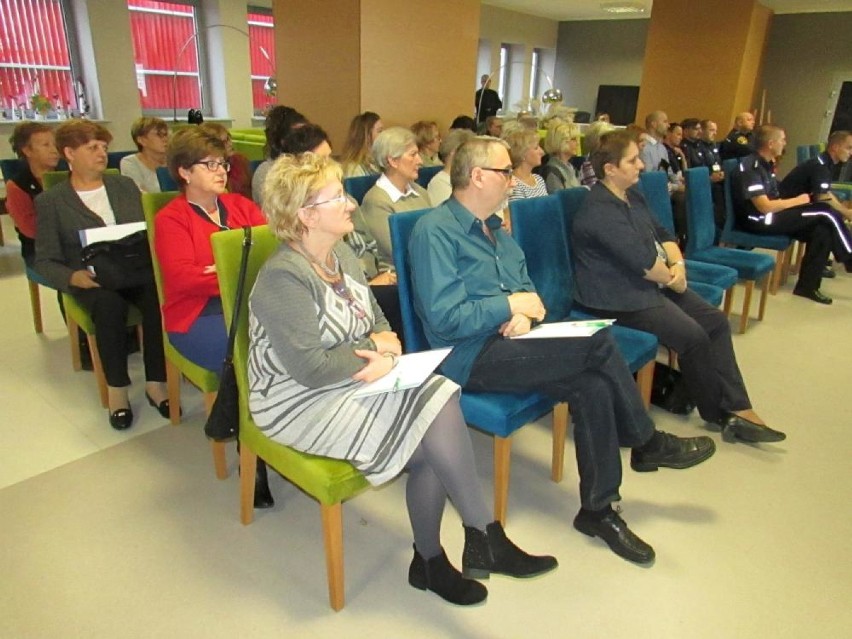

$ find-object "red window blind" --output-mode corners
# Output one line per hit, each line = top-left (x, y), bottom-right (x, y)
(248, 10), (274, 113)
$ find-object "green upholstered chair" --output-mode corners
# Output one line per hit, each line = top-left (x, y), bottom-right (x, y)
(211, 226), (369, 612)
(61, 292), (143, 409)
(141, 192), (227, 480)
(42, 168), (120, 190)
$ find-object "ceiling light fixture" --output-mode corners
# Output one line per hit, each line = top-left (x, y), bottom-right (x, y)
(601, 2), (647, 14)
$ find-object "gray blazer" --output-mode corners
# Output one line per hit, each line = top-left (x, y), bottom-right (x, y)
(34, 174), (144, 292)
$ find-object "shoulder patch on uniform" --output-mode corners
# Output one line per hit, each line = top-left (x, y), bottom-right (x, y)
(737, 136), (748, 145)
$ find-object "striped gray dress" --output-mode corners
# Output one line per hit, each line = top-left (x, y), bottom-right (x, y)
(248, 241), (459, 486)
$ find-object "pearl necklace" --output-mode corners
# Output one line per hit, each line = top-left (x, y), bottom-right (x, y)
(297, 241), (339, 278)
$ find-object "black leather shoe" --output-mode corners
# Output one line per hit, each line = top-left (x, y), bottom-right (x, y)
(822, 267), (837, 279)
(109, 407), (133, 430)
(462, 521), (558, 580)
(718, 414), (786, 443)
(630, 431), (715, 472)
(793, 287), (833, 304)
(146, 393), (178, 419)
(409, 546), (487, 605)
(573, 509), (655, 564)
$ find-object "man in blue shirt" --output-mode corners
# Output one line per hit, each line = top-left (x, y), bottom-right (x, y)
(409, 137), (715, 565)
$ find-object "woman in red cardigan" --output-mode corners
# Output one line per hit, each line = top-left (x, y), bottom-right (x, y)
(155, 127), (266, 372)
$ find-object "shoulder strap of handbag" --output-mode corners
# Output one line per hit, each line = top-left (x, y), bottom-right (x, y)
(224, 226), (253, 360)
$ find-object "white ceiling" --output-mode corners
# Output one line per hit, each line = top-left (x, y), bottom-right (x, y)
(482, 0), (852, 22)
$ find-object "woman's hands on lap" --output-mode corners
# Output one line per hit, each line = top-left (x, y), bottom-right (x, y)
(371, 331), (402, 356)
(352, 349), (396, 383)
(69, 269), (100, 289)
(666, 263), (687, 294)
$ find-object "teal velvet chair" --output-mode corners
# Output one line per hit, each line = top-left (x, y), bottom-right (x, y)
(343, 174), (380, 205)
(141, 192), (227, 479)
(211, 226), (369, 612)
(415, 165), (443, 188)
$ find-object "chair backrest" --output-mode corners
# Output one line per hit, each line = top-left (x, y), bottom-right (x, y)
(141, 191), (181, 304)
(720, 157), (740, 238)
(343, 174), (380, 205)
(156, 166), (179, 192)
(795, 145), (810, 166)
(510, 193), (574, 321)
(210, 226), (280, 415)
(554, 187), (590, 310)
(637, 171), (675, 233)
(107, 150), (135, 170)
(42, 168), (119, 190)
(388, 208), (434, 353)
(416, 165), (443, 189)
(684, 166), (717, 254)
(0, 158), (22, 182)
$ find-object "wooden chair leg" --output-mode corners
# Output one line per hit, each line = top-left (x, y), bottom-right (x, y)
(239, 443), (257, 525)
(203, 390), (217, 415)
(723, 286), (734, 318)
(493, 436), (511, 525)
(321, 502), (345, 612)
(739, 280), (755, 334)
(28, 280), (43, 334)
(88, 334), (108, 408)
(780, 247), (792, 286)
(757, 273), (770, 321)
(792, 241), (804, 275)
(636, 360), (655, 409)
(165, 358), (182, 425)
(68, 317), (82, 371)
(211, 441), (228, 480)
(770, 252), (784, 295)
(551, 403), (568, 483)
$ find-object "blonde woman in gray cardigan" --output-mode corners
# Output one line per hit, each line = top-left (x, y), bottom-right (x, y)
(360, 127), (432, 269)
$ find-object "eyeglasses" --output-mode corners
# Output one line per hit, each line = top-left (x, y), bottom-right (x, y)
(479, 167), (514, 178)
(331, 279), (367, 320)
(304, 193), (356, 209)
(193, 160), (231, 172)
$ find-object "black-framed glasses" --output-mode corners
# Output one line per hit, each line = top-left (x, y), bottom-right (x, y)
(479, 167), (513, 178)
(331, 279), (367, 320)
(192, 160), (231, 172)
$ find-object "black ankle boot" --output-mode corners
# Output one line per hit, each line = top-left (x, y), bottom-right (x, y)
(408, 546), (487, 605)
(462, 521), (558, 580)
(254, 459), (274, 509)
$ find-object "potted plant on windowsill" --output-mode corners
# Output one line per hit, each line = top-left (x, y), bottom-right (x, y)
(31, 93), (51, 120)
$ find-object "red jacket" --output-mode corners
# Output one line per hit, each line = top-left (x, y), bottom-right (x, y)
(155, 192), (266, 333)
(6, 179), (38, 238)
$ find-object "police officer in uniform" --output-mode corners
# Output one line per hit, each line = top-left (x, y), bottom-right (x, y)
(679, 118), (706, 168)
(720, 112), (756, 161)
(731, 125), (852, 304)
(691, 119), (727, 229)
(779, 129), (852, 216)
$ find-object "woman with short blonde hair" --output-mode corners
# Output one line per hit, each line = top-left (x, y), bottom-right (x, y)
(541, 121), (582, 193)
(120, 116), (168, 193)
(503, 129), (546, 201)
(411, 120), (442, 167)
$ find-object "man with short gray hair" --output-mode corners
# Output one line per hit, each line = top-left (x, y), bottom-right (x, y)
(409, 137), (714, 565)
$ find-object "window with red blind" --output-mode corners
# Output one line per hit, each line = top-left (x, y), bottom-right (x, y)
(248, 8), (275, 115)
(127, 0), (203, 114)
(0, 0), (79, 115)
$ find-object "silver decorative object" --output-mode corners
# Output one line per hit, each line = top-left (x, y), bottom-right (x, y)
(542, 88), (563, 105)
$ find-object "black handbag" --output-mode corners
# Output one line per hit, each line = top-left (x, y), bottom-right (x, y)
(80, 229), (154, 290)
(650, 362), (696, 415)
(204, 226), (253, 442)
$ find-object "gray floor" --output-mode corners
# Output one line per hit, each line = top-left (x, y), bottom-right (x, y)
(1, 214), (851, 639)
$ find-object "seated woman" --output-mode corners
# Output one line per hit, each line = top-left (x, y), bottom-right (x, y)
(411, 120), (442, 167)
(197, 123), (252, 199)
(504, 129), (547, 201)
(541, 121), (582, 193)
(34, 121), (168, 430)
(360, 127), (432, 269)
(155, 127), (267, 372)
(250, 153), (556, 605)
(119, 117), (168, 193)
(570, 130), (785, 444)
(251, 104), (308, 205)
(6, 122), (60, 265)
(340, 111), (383, 178)
(426, 128), (475, 206)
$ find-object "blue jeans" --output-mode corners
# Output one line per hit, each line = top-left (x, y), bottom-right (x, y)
(168, 312), (227, 374)
(465, 328), (654, 511)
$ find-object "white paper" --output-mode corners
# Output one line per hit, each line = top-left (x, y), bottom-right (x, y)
(352, 348), (452, 398)
(79, 222), (146, 247)
(511, 319), (615, 339)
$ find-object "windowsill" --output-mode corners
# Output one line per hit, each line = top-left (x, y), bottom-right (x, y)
(0, 118), (111, 128)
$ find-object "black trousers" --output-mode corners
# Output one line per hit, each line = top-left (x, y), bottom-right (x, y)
(742, 203), (852, 292)
(465, 329), (655, 511)
(587, 289), (750, 424)
(71, 283), (166, 387)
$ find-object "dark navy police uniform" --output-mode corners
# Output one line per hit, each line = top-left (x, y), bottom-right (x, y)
(779, 152), (835, 200)
(719, 129), (755, 162)
(731, 153), (852, 293)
